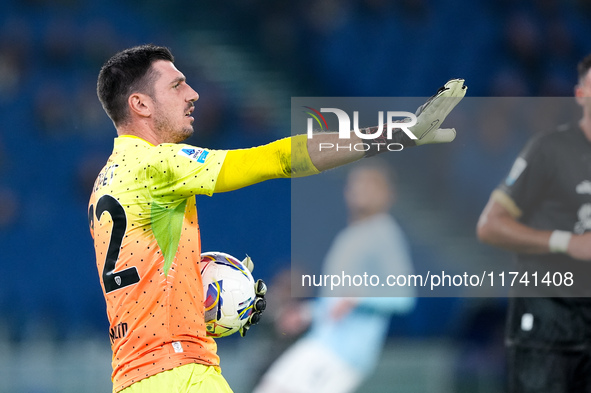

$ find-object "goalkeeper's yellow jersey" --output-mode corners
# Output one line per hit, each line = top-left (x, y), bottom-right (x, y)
(88, 136), (227, 392)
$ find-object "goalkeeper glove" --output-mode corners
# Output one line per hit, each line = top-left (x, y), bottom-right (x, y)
(362, 78), (467, 156)
(239, 255), (266, 337)
(240, 278), (267, 337)
(242, 255), (255, 272)
(411, 78), (466, 145)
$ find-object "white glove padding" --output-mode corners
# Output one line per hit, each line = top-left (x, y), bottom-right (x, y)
(411, 78), (467, 146)
(242, 255), (255, 272)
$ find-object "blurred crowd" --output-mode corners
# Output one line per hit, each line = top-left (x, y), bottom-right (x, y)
(0, 0), (590, 390)
(221, 0), (591, 96)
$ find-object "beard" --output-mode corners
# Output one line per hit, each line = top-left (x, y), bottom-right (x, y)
(153, 105), (194, 144)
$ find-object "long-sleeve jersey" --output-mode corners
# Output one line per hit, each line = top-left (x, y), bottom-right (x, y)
(89, 135), (318, 391)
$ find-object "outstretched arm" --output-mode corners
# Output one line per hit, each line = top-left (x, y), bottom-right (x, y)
(215, 79), (467, 191)
(214, 132), (365, 192)
(214, 135), (319, 193)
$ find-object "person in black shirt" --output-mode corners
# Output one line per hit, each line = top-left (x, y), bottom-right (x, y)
(477, 55), (591, 392)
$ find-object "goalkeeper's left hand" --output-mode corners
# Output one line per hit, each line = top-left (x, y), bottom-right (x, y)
(361, 79), (467, 157)
(239, 255), (267, 337)
(410, 78), (467, 146)
(240, 278), (267, 337)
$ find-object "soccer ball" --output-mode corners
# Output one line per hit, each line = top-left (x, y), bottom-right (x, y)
(200, 251), (256, 338)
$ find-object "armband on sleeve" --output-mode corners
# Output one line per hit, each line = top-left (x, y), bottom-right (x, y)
(490, 189), (522, 218)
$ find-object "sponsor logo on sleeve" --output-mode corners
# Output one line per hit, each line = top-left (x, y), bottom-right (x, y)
(179, 147), (209, 164)
(505, 157), (527, 186)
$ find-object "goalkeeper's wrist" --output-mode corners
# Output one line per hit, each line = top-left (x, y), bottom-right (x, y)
(359, 125), (416, 158)
(548, 230), (572, 253)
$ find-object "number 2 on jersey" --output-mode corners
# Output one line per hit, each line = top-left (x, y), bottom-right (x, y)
(89, 195), (140, 294)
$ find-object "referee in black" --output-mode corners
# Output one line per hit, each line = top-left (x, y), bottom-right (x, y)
(477, 54), (591, 392)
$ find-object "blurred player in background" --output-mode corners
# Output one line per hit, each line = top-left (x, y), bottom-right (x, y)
(253, 160), (416, 393)
(88, 43), (465, 393)
(477, 54), (591, 392)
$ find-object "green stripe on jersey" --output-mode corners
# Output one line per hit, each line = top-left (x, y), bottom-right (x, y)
(151, 200), (187, 276)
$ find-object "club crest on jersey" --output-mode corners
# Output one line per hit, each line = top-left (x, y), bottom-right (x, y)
(179, 147), (209, 164)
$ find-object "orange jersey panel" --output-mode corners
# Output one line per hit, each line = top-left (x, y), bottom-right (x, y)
(88, 136), (227, 392)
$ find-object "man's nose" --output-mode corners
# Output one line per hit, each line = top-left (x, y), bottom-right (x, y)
(188, 87), (199, 102)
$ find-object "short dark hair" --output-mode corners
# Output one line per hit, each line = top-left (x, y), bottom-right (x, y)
(577, 54), (591, 83)
(97, 44), (174, 126)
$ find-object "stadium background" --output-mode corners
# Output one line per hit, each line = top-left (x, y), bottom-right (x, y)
(0, 0), (590, 392)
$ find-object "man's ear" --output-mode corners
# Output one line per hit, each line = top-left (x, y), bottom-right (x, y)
(128, 93), (153, 118)
(575, 84), (585, 106)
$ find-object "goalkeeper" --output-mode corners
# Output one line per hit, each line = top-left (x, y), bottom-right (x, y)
(88, 44), (466, 393)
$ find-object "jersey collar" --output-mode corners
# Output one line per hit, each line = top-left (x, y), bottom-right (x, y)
(115, 135), (155, 147)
